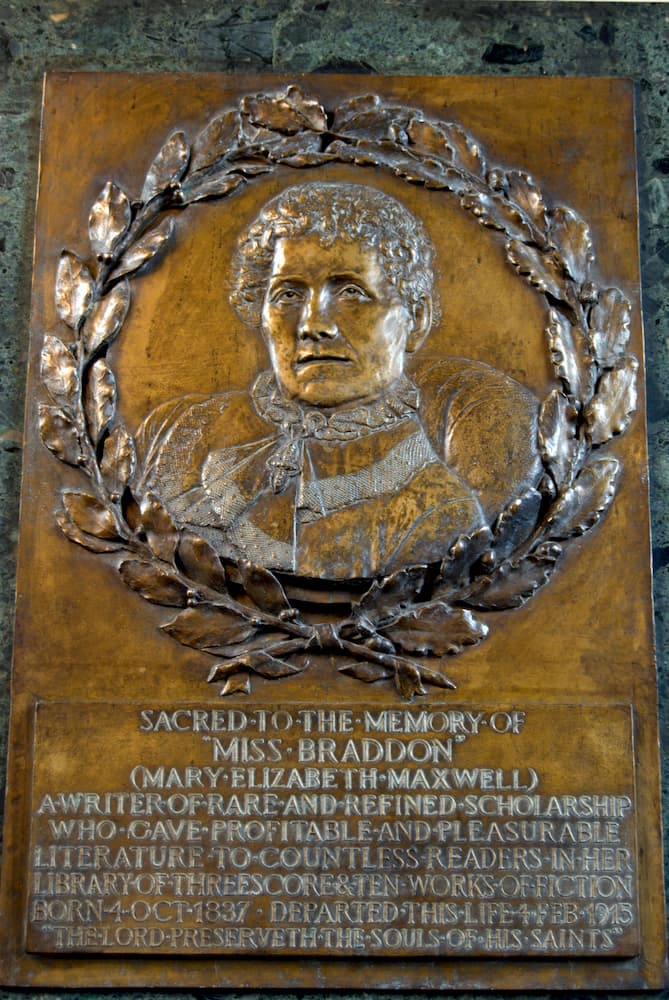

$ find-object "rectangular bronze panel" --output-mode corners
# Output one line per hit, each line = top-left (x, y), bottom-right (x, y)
(0, 72), (665, 989)
(27, 701), (639, 958)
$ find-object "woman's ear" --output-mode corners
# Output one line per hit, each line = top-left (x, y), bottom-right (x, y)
(406, 295), (433, 354)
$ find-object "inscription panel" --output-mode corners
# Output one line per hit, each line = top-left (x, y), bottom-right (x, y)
(27, 702), (638, 958)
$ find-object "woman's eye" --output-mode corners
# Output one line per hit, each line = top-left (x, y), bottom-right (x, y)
(272, 288), (302, 304)
(338, 284), (368, 300)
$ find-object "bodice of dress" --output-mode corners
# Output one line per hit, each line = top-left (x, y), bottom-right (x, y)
(141, 373), (484, 580)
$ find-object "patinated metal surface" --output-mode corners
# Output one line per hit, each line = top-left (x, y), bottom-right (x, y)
(0, 72), (664, 989)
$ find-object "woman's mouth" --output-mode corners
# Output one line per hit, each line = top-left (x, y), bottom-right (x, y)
(293, 352), (353, 370)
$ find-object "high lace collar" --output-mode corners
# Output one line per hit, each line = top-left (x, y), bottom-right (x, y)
(251, 370), (420, 443)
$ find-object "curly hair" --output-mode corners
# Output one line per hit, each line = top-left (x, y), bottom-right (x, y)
(230, 181), (439, 328)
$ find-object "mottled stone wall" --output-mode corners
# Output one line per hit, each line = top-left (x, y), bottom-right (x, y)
(0, 1), (666, 997)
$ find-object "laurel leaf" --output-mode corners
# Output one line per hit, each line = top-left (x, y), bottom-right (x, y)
(417, 664), (457, 690)
(460, 191), (532, 241)
(208, 660), (247, 682)
(406, 117), (454, 159)
(359, 565), (426, 623)
(383, 602), (488, 656)
(226, 160), (275, 176)
(84, 359), (116, 445)
(55, 251), (94, 329)
(338, 661), (392, 683)
(62, 490), (120, 540)
(141, 130), (190, 202)
(465, 547), (562, 611)
(331, 94), (381, 132)
(180, 172), (245, 205)
(177, 530), (228, 592)
(588, 288), (632, 367)
(100, 425), (136, 499)
(363, 634), (396, 656)
(584, 357), (638, 446)
(436, 525), (493, 593)
(114, 217), (175, 278)
(395, 660), (426, 700)
(549, 206), (593, 286)
(276, 151), (335, 169)
(505, 171), (547, 230)
(162, 605), (257, 650)
(238, 560), (291, 615)
(492, 487), (542, 560)
(88, 181), (132, 257)
(211, 654), (265, 680)
(323, 135), (392, 172)
(338, 104), (411, 142)
(41, 335), (79, 409)
(119, 559), (188, 606)
(241, 85), (327, 135)
(410, 162), (470, 193)
(284, 86), (328, 132)
(38, 404), (82, 465)
(211, 630), (289, 660)
(191, 110), (242, 172)
(208, 643), (299, 680)
(220, 672), (251, 696)
(537, 389), (580, 487)
(140, 491), (178, 563)
(506, 240), (563, 299)
(446, 122), (486, 177)
(265, 131), (323, 162)
(546, 308), (595, 402)
(55, 508), (121, 553)
(251, 655), (305, 679)
(546, 458), (620, 539)
(84, 280), (130, 355)
(122, 487), (142, 533)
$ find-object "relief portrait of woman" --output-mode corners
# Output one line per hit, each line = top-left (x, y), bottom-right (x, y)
(135, 181), (541, 584)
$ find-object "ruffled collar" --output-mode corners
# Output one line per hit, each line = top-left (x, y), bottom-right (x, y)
(251, 370), (420, 442)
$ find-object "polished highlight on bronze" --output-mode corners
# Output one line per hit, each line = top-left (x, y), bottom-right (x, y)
(231, 181), (439, 327)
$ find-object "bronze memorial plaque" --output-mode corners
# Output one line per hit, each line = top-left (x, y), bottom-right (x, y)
(0, 73), (665, 989)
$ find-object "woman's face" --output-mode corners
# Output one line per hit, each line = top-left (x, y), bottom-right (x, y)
(261, 234), (421, 408)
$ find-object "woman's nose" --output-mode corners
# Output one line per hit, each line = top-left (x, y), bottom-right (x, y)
(297, 291), (338, 341)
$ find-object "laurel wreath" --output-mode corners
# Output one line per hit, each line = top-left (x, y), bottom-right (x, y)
(39, 85), (638, 699)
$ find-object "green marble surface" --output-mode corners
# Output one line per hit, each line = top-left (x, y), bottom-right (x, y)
(0, 0), (666, 995)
